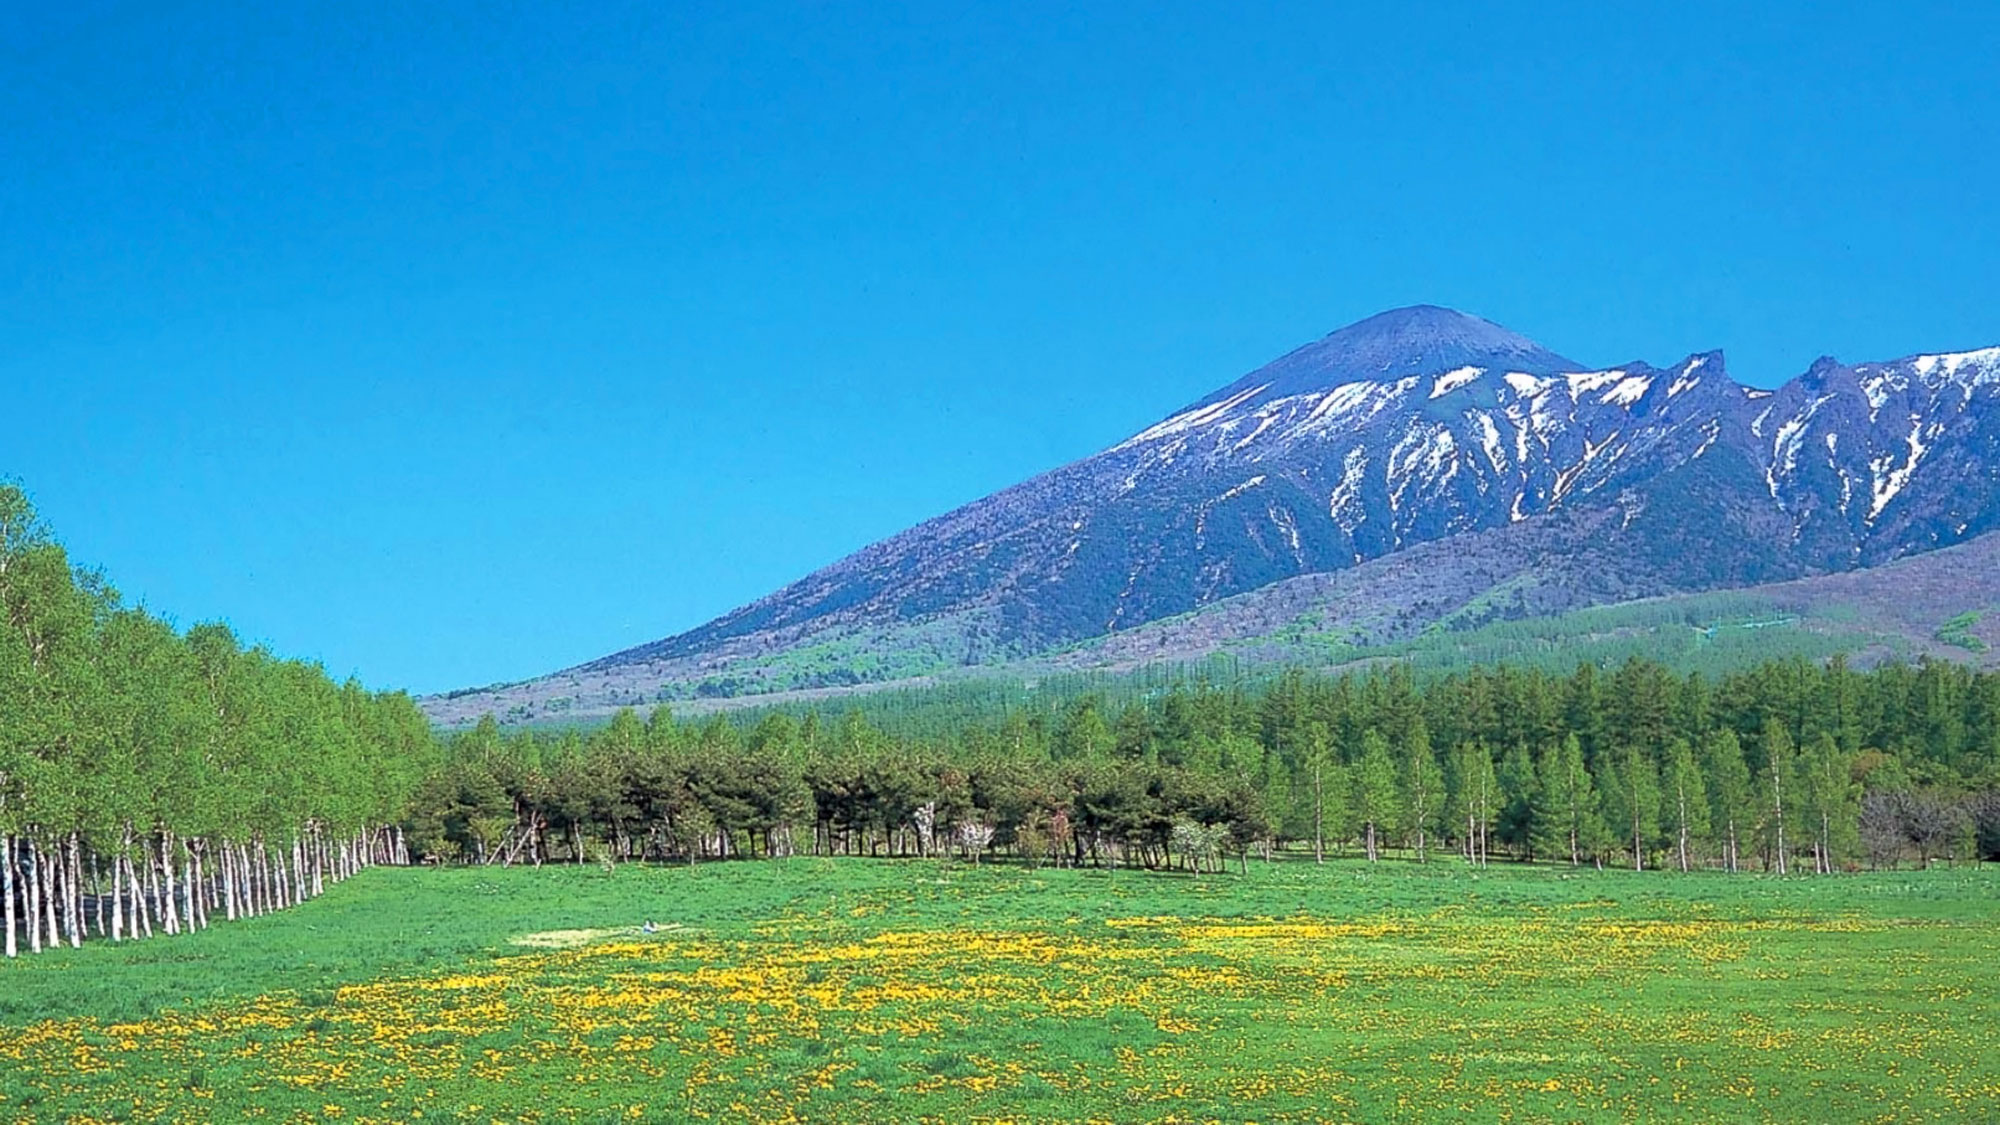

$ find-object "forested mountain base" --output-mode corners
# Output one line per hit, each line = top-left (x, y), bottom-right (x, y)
(0, 486), (435, 958)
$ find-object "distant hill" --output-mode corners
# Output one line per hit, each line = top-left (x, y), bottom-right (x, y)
(426, 307), (2000, 726)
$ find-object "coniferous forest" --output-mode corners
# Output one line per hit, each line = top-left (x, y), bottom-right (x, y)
(418, 653), (2000, 877)
(6, 482), (2000, 962)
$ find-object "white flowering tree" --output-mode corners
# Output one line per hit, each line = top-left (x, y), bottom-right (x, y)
(956, 820), (994, 864)
(1171, 819), (1231, 876)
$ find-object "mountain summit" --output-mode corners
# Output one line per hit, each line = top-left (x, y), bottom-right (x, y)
(1193, 305), (1581, 409)
(425, 311), (2000, 723)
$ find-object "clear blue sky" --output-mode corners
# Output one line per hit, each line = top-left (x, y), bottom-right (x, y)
(6, 2), (1997, 694)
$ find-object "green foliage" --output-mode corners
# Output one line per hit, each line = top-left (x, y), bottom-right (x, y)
(0, 483), (439, 958)
(1937, 610), (1990, 653)
(442, 643), (2000, 877)
(1352, 730), (1401, 859)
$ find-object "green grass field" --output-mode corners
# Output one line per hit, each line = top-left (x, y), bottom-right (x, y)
(4, 859), (1997, 1123)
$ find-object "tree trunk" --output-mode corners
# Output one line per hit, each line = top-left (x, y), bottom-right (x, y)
(1772, 774), (1788, 876)
(110, 842), (125, 941)
(90, 854), (104, 939)
(1312, 768), (1324, 864)
(159, 835), (181, 936)
(1677, 793), (1691, 874)
(222, 842), (238, 921)
(3, 836), (16, 957)
(66, 833), (83, 948)
(130, 853), (152, 938)
(25, 839), (43, 953)
(180, 841), (198, 932)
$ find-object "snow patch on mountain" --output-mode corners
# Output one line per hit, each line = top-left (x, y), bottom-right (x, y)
(1474, 411), (1506, 471)
(1869, 416), (1930, 521)
(1669, 356), (1707, 397)
(1330, 447), (1369, 532)
(1430, 365), (1485, 398)
(1119, 383), (1268, 449)
(1566, 369), (1626, 399)
(1603, 374), (1652, 407)
(1912, 346), (2000, 387)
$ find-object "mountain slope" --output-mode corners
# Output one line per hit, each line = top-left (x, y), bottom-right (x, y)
(425, 307), (2000, 724)
(1044, 526), (2000, 676)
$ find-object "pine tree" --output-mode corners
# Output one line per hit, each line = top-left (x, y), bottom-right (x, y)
(1495, 744), (1540, 861)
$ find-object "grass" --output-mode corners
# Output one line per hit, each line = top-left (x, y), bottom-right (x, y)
(3, 859), (1998, 1122)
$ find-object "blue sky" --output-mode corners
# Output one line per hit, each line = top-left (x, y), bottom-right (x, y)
(6, 1), (1997, 693)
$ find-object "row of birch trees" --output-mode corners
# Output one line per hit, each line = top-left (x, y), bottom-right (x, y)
(0, 485), (436, 957)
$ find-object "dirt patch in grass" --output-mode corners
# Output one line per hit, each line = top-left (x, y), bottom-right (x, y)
(509, 928), (628, 949)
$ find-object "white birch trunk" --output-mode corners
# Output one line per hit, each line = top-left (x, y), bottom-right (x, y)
(2, 836), (16, 957)
(111, 845), (125, 940)
(66, 834), (83, 948)
(25, 839), (43, 954)
(241, 843), (256, 916)
(225, 845), (240, 918)
(89, 854), (103, 940)
(252, 841), (266, 914)
(132, 853), (154, 938)
(42, 840), (61, 949)
(179, 842), (196, 932)
(1677, 790), (1691, 873)
(159, 836), (180, 936)
(1772, 772), (1788, 876)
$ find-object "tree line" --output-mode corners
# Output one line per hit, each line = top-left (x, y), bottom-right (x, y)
(0, 486), (435, 958)
(420, 653), (2000, 875)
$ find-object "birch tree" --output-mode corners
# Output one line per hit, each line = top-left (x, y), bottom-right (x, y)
(1663, 738), (1710, 872)
(1762, 719), (1798, 875)
(1353, 731), (1400, 862)
(1703, 728), (1754, 873)
(1400, 719), (1443, 862)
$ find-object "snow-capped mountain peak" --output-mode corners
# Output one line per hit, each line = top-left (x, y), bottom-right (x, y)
(558, 310), (2000, 697)
(1189, 305), (1581, 411)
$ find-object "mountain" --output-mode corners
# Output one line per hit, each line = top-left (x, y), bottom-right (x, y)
(424, 307), (2000, 725)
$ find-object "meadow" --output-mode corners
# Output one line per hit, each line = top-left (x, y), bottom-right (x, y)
(2, 859), (1996, 1124)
